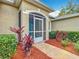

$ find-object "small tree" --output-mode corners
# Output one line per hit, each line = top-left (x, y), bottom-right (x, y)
(59, 0), (79, 16)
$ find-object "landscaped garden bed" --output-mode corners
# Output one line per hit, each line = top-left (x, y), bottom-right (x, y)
(47, 31), (79, 56)
(0, 34), (51, 59)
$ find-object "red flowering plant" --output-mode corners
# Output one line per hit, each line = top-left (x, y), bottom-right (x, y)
(56, 31), (68, 41)
(10, 26), (34, 56)
(63, 32), (68, 39)
(22, 34), (34, 55)
(56, 31), (63, 41)
(10, 26), (24, 42)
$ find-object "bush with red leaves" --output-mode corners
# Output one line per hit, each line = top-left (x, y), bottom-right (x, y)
(56, 31), (67, 41)
(10, 26), (34, 59)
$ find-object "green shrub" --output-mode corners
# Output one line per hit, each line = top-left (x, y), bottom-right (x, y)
(61, 38), (69, 47)
(49, 31), (79, 42)
(49, 31), (56, 39)
(67, 32), (79, 42)
(0, 34), (17, 59)
(74, 41), (79, 52)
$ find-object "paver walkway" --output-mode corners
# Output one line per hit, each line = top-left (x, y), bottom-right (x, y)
(34, 43), (79, 59)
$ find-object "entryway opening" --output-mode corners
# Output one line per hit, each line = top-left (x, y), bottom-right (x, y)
(29, 12), (46, 43)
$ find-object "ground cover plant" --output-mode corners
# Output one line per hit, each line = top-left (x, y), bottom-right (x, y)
(61, 38), (69, 47)
(74, 41), (79, 52)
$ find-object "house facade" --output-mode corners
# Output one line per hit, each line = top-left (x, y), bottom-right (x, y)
(51, 13), (79, 31)
(0, 0), (53, 43)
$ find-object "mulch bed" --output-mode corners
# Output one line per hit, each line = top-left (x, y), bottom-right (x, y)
(11, 43), (51, 59)
(45, 39), (79, 56)
(25, 46), (51, 59)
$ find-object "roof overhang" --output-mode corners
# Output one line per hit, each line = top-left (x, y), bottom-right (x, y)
(51, 13), (79, 21)
(0, 0), (21, 8)
(25, 0), (54, 12)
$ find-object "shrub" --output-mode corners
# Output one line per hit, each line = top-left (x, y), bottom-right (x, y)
(49, 31), (56, 39)
(10, 26), (34, 55)
(61, 38), (69, 47)
(67, 32), (79, 42)
(49, 31), (79, 42)
(0, 34), (17, 59)
(74, 41), (79, 52)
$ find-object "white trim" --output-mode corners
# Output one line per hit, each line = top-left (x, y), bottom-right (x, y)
(22, 10), (48, 19)
(34, 15), (35, 41)
(42, 17), (43, 38)
(51, 13), (79, 21)
(6, 0), (15, 3)
(34, 17), (43, 42)
(29, 14), (44, 42)
(29, 11), (47, 42)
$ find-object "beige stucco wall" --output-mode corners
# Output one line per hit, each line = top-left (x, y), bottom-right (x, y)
(0, 3), (18, 34)
(21, 1), (51, 40)
(0, 0), (52, 40)
(51, 16), (79, 31)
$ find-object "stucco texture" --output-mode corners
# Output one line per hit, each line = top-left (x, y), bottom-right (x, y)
(0, 3), (18, 34)
(21, 1), (51, 39)
(51, 16), (79, 31)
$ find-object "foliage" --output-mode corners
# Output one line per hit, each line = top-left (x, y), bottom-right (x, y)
(10, 26), (24, 42)
(49, 31), (56, 39)
(67, 32), (79, 42)
(61, 38), (69, 47)
(56, 31), (67, 41)
(22, 34), (34, 52)
(74, 41), (79, 52)
(10, 26), (34, 54)
(0, 34), (17, 59)
(49, 31), (67, 40)
(59, 0), (79, 16)
(49, 31), (79, 42)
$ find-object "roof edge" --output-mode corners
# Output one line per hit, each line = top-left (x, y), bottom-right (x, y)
(25, 0), (54, 12)
(35, 0), (54, 11)
(51, 13), (79, 21)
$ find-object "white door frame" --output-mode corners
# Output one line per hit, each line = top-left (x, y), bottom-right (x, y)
(34, 17), (44, 43)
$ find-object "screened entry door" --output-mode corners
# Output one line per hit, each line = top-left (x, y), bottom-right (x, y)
(34, 17), (43, 43)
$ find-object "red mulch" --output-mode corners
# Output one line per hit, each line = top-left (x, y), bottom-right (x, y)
(11, 43), (51, 59)
(45, 39), (79, 56)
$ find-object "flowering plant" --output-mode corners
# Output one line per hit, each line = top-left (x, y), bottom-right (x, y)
(56, 31), (63, 41)
(10, 26), (24, 42)
(10, 26), (33, 56)
(56, 31), (67, 41)
(22, 34), (34, 54)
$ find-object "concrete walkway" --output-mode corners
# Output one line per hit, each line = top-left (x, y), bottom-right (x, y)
(34, 43), (79, 59)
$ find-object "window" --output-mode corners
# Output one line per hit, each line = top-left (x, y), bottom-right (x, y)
(6, 0), (15, 3)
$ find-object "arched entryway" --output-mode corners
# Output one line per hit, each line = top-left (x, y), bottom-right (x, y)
(29, 12), (46, 43)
